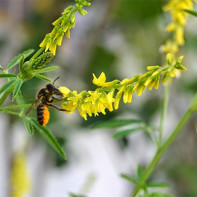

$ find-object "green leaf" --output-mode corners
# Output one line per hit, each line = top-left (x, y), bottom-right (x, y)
(7, 49), (34, 70)
(12, 79), (23, 101)
(0, 74), (17, 78)
(0, 65), (4, 71)
(69, 193), (86, 197)
(147, 182), (170, 188)
(113, 128), (142, 139)
(137, 165), (144, 179)
(121, 174), (137, 185)
(149, 192), (174, 197)
(16, 90), (24, 105)
(37, 66), (59, 73)
(92, 119), (143, 129)
(184, 9), (197, 17)
(23, 117), (34, 136)
(35, 74), (53, 82)
(0, 80), (16, 94)
(1, 104), (31, 110)
(31, 119), (66, 159)
(0, 85), (14, 107)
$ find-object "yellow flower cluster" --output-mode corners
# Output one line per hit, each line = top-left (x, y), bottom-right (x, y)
(162, 0), (194, 55)
(40, 0), (91, 55)
(10, 152), (31, 197)
(58, 56), (187, 120)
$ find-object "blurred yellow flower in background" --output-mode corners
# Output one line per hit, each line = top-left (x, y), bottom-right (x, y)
(10, 151), (31, 197)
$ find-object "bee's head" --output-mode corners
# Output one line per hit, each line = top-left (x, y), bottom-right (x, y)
(46, 84), (63, 95)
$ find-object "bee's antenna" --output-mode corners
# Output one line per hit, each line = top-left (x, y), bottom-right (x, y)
(53, 77), (60, 84)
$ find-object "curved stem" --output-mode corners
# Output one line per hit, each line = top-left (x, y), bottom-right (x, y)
(132, 94), (197, 197)
(29, 47), (45, 62)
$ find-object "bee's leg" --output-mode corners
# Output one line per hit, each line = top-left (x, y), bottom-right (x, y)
(48, 104), (68, 112)
(25, 101), (37, 116)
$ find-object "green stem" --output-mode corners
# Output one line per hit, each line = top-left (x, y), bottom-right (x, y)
(158, 81), (170, 147)
(29, 47), (45, 62)
(132, 94), (197, 197)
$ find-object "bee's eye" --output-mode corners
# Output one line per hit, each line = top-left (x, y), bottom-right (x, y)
(46, 84), (56, 91)
(46, 84), (62, 95)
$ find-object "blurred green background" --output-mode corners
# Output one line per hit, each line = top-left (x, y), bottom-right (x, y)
(0, 0), (197, 196)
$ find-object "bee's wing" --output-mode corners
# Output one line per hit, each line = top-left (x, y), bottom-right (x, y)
(25, 100), (39, 116)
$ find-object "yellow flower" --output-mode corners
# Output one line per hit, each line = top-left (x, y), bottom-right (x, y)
(163, 0), (194, 51)
(67, 91), (82, 105)
(161, 41), (178, 54)
(58, 56), (187, 120)
(49, 42), (57, 55)
(61, 90), (80, 113)
(59, 86), (71, 97)
(166, 22), (176, 32)
(147, 65), (160, 71)
(10, 152), (31, 197)
(98, 91), (115, 112)
(92, 72), (118, 87)
(123, 87), (129, 103)
(81, 102), (93, 117)
(123, 86), (134, 103)
(154, 76), (160, 89)
(56, 33), (64, 46)
(78, 103), (88, 120)
(106, 90), (115, 111)
(62, 101), (77, 113)
(85, 91), (101, 104)
(176, 26), (184, 45)
(114, 93), (122, 110)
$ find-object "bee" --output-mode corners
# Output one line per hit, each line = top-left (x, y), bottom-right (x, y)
(26, 77), (67, 126)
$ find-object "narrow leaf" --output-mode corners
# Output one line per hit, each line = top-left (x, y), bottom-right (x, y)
(35, 74), (52, 82)
(37, 66), (59, 73)
(31, 119), (66, 159)
(23, 117), (34, 136)
(184, 9), (197, 17)
(121, 174), (137, 185)
(7, 49), (34, 70)
(16, 90), (24, 105)
(92, 119), (143, 129)
(69, 193), (86, 197)
(147, 182), (170, 188)
(113, 128), (142, 139)
(0, 74), (17, 78)
(1, 104), (31, 110)
(0, 85), (14, 107)
(12, 79), (23, 101)
(150, 192), (174, 197)
(137, 165), (144, 179)
(0, 65), (4, 71)
(0, 80), (16, 94)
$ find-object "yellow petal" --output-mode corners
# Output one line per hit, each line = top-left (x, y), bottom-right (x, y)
(59, 87), (70, 97)
(114, 93), (122, 110)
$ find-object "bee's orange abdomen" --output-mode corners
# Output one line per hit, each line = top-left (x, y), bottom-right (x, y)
(37, 104), (50, 126)
(42, 106), (50, 126)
